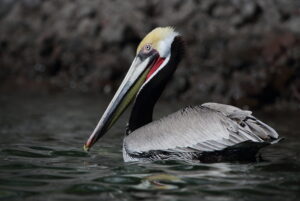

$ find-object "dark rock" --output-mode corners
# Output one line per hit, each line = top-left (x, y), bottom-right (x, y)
(0, 0), (299, 110)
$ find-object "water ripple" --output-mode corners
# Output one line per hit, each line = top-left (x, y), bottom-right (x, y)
(1, 149), (53, 158)
(65, 183), (115, 195)
(0, 94), (299, 201)
(95, 176), (142, 185)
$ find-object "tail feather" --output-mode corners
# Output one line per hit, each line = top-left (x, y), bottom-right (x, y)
(245, 116), (279, 140)
(270, 137), (284, 144)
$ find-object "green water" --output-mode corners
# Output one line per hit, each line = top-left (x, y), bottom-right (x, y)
(0, 93), (299, 201)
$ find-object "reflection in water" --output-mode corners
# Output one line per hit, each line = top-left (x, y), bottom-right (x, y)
(134, 174), (183, 190)
(0, 93), (299, 201)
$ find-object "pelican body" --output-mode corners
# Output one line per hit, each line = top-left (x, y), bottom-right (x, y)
(84, 27), (280, 162)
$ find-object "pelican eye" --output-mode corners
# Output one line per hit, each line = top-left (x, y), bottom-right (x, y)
(143, 44), (152, 53)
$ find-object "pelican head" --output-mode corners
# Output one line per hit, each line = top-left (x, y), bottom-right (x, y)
(84, 27), (183, 151)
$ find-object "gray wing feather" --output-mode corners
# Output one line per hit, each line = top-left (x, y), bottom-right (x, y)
(202, 103), (278, 139)
(124, 103), (278, 154)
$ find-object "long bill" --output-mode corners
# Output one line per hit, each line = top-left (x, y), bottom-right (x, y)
(84, 53), (159, 151)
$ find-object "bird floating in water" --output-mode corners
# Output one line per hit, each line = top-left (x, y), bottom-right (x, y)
(84, 27), (280, 162)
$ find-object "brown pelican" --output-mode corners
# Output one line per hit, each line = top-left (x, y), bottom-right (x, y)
(84, 27), (280, 162)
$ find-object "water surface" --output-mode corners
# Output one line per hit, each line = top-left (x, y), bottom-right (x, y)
(0, 93), (299, 201)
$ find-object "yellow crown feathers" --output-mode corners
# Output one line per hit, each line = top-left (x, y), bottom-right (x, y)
(136, 27), (177, 54)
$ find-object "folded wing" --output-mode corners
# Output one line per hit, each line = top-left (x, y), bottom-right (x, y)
(124, 103), (279, 155)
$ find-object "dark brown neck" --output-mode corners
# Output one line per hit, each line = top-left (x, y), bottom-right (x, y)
(127, 36), (184, 134)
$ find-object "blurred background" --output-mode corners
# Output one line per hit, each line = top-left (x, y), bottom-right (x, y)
(1, 0), (300, 110)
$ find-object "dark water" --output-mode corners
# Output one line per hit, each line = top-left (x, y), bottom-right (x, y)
(0, 93), (299, 201)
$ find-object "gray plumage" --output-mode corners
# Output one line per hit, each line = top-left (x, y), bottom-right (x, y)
(123, 103), (279, 162)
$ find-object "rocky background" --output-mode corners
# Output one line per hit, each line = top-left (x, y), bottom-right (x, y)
(1, 0), (300, 110)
